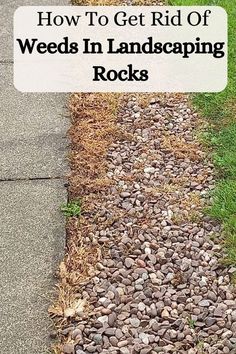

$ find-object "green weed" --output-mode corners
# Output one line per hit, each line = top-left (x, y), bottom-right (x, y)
(61, 200), (81, 217)
(196, 340), (205, 353)
(188, 317), (196, 329)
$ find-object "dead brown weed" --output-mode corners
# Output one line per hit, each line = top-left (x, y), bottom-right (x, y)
(69, 93), (120, 198)
(50, 93), (121, 352)
(72, 0), (122, 4)
(160, 133), (204, 161)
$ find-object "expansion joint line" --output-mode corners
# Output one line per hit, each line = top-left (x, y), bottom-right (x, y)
(0, 176), (65, 182)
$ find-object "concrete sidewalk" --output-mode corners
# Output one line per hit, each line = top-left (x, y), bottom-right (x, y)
(0, 1), (68, 353)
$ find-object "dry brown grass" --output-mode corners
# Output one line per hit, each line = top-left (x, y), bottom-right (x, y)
(72, 0), (123, 4)
(72, 0), (164, 6)
(132, 0), (164, 5)
(160, 133), (204, 162)
(171, 191), (203, 225)
(147, 183), (181, 195)
(135, 93), (162, 109)
(69, 93), (120, 197)
(50, 93), (121, 353)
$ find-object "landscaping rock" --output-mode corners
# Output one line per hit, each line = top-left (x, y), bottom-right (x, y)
(64, 92), (236, 353)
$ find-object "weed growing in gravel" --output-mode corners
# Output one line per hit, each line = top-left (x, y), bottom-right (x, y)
(230, 272), (236, 285)
(196, 340), (206, 353)
(61, 200), (81, 217)
(188, 317), (196, 329)
(161, 133), (202, 161)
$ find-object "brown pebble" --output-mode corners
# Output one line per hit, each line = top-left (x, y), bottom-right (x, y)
(63, 344), (74, 354)
(108, 312), (117, 327)
(101, 308), (112, 315)
(118, 340), (129, 347)
(109, 336), (118, 346)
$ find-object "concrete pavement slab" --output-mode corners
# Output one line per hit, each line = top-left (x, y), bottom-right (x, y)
(0, 64), (68, 179)
(0, 1), (69, 353)
(0, 0), (69, 61)
(0, 179), (66, 354)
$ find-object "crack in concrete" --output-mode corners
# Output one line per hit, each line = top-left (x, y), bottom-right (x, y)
(0, 176), (66, 182)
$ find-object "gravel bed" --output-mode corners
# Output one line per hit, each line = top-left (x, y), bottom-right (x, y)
(61, 94), (236, 354)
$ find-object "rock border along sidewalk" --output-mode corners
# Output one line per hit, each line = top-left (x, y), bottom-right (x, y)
(60, 93), (236, 354)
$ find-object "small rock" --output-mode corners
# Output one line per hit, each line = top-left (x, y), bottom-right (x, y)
(86, 345), (96, 353)
(108, 312), (116, 327)
(49, 330), (57, 339)
(115, 328), (123, 339)
(138, 302), (146, 311)
(76, 350), (86, 354)
(109, 336), (118, 346)
(214, 304), (227, 317)
(137, 259), (146, 267)
(118, 340), (129, 347)
(124, 257), (134, 268)
(231, 310), (236, 321)
(97, 315), (108, 324)
(130, 318), (141, 327)
(93, 333), (103, 345)
(63, 344), (74, 354)
(140, 346), (152, 354)
(161, 309), (170, 319)
(207, 291), (217, 302)
(205, 317), (217, 326)
(105, 328), (116, 336)
(139, 332), (149, 345)
(199, 300), (210, 307)
(71, 329), (82, 340)
(120, 192), (131, 198)
(144, 167), (155, 174)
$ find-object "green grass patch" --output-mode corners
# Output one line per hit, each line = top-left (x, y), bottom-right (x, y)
(170, 0), (236, 265)
(209, 181), (236, 222)
(208, 180), (236, 264)
(211, 126), (236, 178)
(61, 200), (81, 217)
